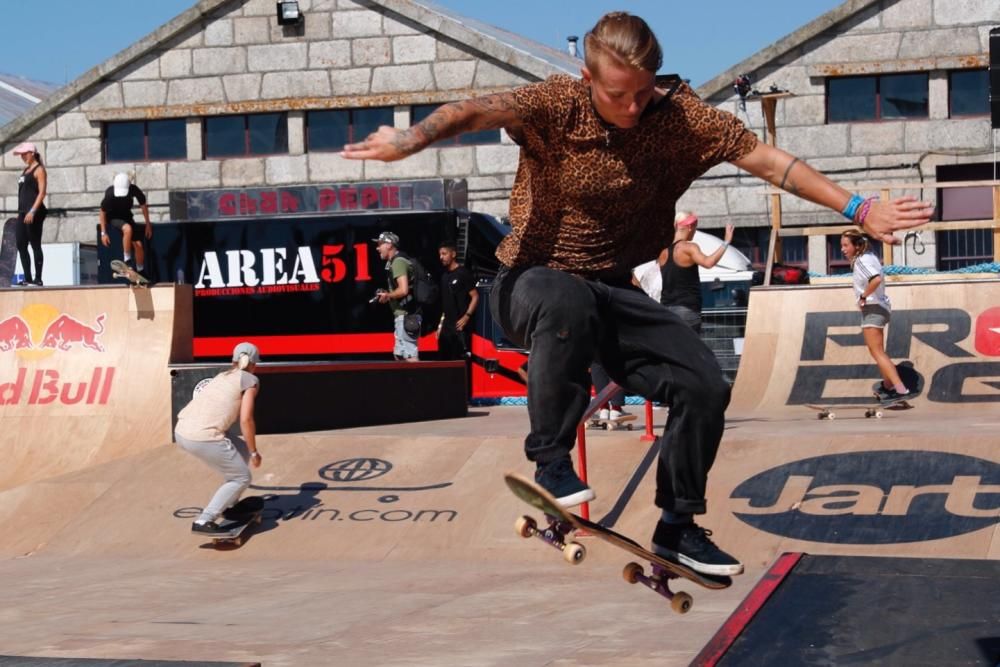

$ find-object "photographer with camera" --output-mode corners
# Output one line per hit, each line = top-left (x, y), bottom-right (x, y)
(373, 231), (421, 362)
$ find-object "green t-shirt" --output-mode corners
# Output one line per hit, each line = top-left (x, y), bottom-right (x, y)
(387, 255), (413, 317)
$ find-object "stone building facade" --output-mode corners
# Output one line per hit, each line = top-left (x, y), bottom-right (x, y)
(0, 0), (576, 244)
(688, 0), (998, 272)
(0, 0), (997, 275)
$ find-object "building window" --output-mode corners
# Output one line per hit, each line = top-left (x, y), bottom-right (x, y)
(104, 119), (186, 162)
(827, 235), (883, 275)
(949, 69), (989, 117)
(411, 104), (502, 146)
(827, 73), (929, 123)
(306, 107), (394, 152)
(935, 162), (994, 270)
(204, 113), (288, 158)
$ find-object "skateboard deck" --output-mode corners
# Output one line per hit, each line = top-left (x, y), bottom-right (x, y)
(587, 413), (637, 431)
(505, 472), (731, 614)
(110, 259), (149, 286)
(0, 219), (17, 287)
(196, 495), (265, 548)
(808, 361), (923, 420)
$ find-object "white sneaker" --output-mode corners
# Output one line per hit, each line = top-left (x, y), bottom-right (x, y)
(597, 408), (610, 421)
(588, 408), (610, 428)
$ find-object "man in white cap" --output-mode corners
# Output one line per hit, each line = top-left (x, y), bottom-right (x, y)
(174, 341), (262, 533)
(99, 172), (152, 275)
(373, 231), (420, 362)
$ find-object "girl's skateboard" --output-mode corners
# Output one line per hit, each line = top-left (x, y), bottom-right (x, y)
(586, 413), (637, 431)
(505, 472), (731, 614)
(195, 495), (265, 548)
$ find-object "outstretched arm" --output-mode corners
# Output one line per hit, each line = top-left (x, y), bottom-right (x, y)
(732, 142), (934, 244)
(342, 92), (521, 162)
(683, 224), (735, 269)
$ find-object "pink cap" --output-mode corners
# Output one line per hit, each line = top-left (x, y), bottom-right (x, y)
(12, 142), (37, 156)
(674, 212), (698, 228)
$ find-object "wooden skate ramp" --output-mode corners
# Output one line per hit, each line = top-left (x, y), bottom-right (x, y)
(730, 279), (1000, 414)
(0, 285), (192, 492)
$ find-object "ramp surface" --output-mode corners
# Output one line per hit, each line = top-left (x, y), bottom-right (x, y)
(0, 285), (191, 491)
(697, 554), (1000, 666)
(731, 279), (1000, 413)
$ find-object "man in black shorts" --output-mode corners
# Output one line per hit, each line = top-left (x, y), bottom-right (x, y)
(99, 173), (152, 275)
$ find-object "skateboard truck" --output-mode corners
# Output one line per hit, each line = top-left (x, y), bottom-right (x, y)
(622, 562), (694, 614)
(515, 514), (587, 565)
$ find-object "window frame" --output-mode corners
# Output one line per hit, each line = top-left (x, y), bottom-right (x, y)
(306, 107), (395, 153)
(826, 72), (929, 124)
(947, 68), (990, 119)
(203, 112), (289, 159)
(103, 118), (188, 164)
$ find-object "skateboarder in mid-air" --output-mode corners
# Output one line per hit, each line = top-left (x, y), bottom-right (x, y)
(343, 12), (933, 576)
(840, 230), (918, 405)
(174, 342), (263, 533)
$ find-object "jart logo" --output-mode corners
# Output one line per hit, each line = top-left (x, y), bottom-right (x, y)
(730, 451), (999, 544)
(0, 304), (114, 406)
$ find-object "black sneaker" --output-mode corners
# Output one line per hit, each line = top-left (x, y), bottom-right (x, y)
(651, 520), (743, 576)
(872, 382), (892, 400)
(191, 520), (222, 533)
(881, 387), (917, 406)
(534, 456), (595, 508)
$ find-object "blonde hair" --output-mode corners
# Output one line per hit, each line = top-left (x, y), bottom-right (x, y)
(584, 12), (662, 74)
(841, 229), (870, 264)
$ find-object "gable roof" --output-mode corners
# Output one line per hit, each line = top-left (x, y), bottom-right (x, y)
(0, 73), (56, 129)
(695, 0), (880, 101)
(0, 0), (580, 145)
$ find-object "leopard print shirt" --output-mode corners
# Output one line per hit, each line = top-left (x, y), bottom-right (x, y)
(496, 74), (758, 280)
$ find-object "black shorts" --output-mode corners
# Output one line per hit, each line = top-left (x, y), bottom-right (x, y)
(109, 218), (145, 233)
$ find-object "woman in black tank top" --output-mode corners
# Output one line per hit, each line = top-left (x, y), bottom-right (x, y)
(12, 142), (47, 286)
(658, 211), (735, 333)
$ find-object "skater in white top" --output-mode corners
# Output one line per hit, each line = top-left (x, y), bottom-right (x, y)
(840, 230), (915, 404)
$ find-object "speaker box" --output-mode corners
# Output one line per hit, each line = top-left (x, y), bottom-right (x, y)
(991, 27), (999, 128)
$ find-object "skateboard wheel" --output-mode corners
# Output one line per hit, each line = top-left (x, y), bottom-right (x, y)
(625, 424), (633, 431)
(515, 515), (536, 539)
(603, 422), (612, 431)
(563, 542), (586, 565)
(826, 412), (836, 420)
(874, 410), (884, 419)
(622, 562), (643, 584)
(671, 592), (693, 614)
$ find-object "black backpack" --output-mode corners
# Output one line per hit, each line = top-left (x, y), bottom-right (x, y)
(396, 252), (439, 308)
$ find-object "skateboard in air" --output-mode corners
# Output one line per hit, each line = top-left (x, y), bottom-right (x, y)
(195, 495), (265, 548)
(110, 259), (149, 287)
(587, 412), (637, 431)
(505, 472), (731, 614)
(0, 219), (17, 286)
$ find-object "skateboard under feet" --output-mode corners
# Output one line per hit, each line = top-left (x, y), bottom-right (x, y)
(505, 473), (732, 614)
(195, 495), (265, 549)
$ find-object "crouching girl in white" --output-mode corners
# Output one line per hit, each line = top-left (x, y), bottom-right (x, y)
(175, 342), (262, 532)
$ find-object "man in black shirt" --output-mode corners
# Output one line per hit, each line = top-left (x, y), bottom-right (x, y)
(436, 241), (478, 361)
(100, 173), (152, 274)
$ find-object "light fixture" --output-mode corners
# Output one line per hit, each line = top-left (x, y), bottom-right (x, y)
(276, 1), (302, 26)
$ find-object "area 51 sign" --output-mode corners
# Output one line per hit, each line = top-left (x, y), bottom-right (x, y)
(730, 450), (999, 544)
(789, 307), (1000, 404)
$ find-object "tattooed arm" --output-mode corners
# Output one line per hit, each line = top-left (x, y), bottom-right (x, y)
(342, 92), (521, 162)
(732, 141), (933, 244)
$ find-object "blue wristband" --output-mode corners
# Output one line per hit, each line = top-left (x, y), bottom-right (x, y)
(841, 194), (864, 221)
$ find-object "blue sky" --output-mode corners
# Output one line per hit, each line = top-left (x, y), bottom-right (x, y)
(1, 0), (842, 88)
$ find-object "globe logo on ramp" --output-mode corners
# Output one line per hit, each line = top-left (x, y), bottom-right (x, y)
(320, 458), (393, 482)
(729, 450), (999, 544)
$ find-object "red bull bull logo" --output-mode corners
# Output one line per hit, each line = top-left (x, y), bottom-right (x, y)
(0, 304), (115, 407)
(0, 316), (32, 351)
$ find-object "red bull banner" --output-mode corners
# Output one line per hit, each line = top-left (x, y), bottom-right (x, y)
(0, 304), (113, 407)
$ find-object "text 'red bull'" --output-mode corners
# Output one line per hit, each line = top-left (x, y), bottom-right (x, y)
(0, 367), (115, 406)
